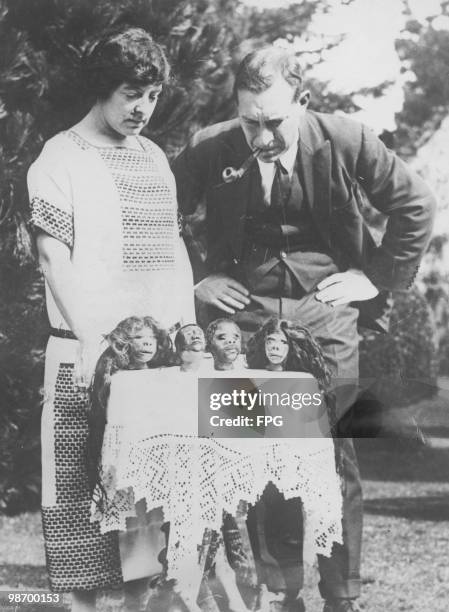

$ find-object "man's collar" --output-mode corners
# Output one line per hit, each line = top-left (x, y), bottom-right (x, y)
(297, 111), (328, 154)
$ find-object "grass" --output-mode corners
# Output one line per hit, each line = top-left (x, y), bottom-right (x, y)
(2, 395), (449, 611)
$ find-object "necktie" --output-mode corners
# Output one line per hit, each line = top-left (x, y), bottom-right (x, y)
(270, 159), (291, 208)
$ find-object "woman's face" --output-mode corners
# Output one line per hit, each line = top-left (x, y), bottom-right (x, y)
(209, 322), (242, 367)
(97, 82), (162, 137)
(265, 330), (289, 370)
(129, 326), (158, 368)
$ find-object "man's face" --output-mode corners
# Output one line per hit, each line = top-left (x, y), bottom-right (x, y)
(238, 77), (305, 163)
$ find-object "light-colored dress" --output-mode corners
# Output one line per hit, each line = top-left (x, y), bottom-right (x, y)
(27, 130), (195, 591)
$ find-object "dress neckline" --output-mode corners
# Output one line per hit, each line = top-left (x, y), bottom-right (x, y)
(66, 129), (149, 152)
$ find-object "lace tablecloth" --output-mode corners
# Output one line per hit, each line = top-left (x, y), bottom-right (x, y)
(91, 369), (343, 583)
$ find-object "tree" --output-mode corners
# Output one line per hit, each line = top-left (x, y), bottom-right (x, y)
(394, 5), (449, 376)
(395, 5), (449, 158)
(359, 288), (438, 407)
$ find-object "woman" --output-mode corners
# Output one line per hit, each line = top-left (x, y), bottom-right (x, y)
(27, 27), (194, 611)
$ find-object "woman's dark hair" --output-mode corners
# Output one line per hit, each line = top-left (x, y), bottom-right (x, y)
(86, 315), (174, 506)
(246, 317), (330, 389)
(82, 26), (170, 100)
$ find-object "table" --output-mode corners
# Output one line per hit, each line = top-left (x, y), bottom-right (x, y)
(91, 368), (343, 584)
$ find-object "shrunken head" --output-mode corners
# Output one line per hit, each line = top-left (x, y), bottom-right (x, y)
(206, 319), (242, 370)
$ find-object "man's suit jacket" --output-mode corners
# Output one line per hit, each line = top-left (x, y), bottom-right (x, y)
(172, 111), (436, 332)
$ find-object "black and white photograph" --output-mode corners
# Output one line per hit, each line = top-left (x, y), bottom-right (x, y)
(0, 1), (448, 611)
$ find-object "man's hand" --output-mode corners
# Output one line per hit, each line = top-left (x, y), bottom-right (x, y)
(316, 269), (379, 306)
(195, 273), (251, 314)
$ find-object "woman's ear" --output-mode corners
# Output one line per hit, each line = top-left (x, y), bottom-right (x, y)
(298, 90), (310, 107)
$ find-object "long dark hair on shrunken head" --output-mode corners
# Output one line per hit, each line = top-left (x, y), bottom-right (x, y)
(246, 317), (330, 390)
(86, 316), (174, 507)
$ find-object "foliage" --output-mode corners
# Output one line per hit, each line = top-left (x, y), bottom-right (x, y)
(359, 287), (438, 407)
(395, 9), (449, 382)
(246, 0), (326, 43)
(0, 4), (47, 512)
(395, 11), (449, 158)
(0, 265), (45, 513)
(2, 0), (337, 158)
(417, 235), (449, 376)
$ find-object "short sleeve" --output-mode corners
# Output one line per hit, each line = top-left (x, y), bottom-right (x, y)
(27, 144), (74, 249)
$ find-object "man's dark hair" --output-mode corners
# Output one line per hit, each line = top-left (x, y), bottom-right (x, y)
(82, 26), (170, 101)
(234, 46), (303, 102)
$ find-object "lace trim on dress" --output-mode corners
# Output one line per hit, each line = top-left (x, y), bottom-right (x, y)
(30, 197), (73, 248)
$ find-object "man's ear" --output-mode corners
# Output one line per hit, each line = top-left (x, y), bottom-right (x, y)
(298, 90), (310, 107)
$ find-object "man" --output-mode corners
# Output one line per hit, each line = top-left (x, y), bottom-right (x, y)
(173, 47), (435, 612)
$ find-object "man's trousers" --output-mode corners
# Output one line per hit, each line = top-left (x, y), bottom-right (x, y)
(226, 291), (363, 601)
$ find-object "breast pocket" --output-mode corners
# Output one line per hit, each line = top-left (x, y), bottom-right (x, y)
(331, 171), (365, 266)
(331, 166), (362, 213)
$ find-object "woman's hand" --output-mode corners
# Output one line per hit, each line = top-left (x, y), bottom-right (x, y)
(74, 335), (105, 389)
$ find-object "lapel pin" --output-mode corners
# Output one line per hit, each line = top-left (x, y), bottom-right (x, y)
(222, 148), (261, 183)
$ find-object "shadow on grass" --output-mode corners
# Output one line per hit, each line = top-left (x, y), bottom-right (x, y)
(364, 494), (449, 521)
(0, 564), (48, 589)
(421, 426), (449, 437)
(355, 438), (449, 482)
